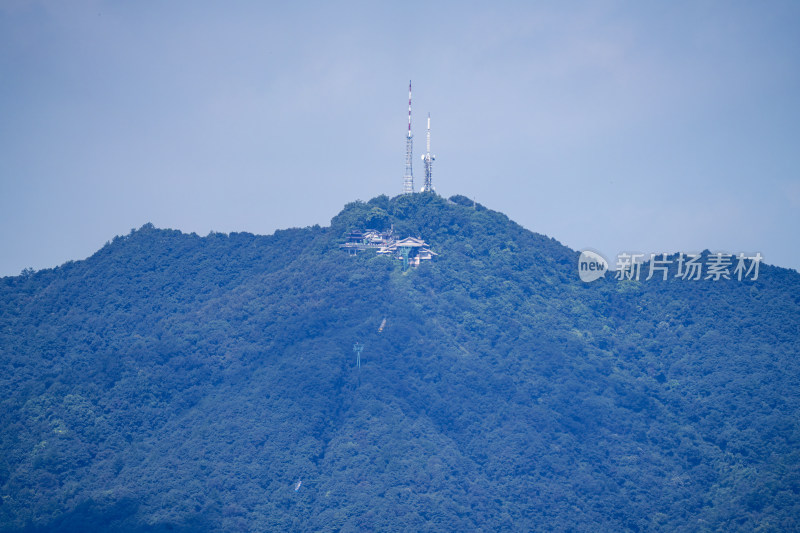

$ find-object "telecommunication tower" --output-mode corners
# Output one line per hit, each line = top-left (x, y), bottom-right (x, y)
(403, 81), (414, 194)
(421, 113), (435, 192)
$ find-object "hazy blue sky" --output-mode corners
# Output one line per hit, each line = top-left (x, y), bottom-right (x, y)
(2, 1), (799, 276)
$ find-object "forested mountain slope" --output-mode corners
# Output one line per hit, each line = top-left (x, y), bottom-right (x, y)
(1, 193), (798, 532)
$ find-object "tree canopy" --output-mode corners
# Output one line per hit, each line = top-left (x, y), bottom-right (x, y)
(1, 193), (798, 531)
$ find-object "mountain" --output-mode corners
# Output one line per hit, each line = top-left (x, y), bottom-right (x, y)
(1, 193), (798, 532)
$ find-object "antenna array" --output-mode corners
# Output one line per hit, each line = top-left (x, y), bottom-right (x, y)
(402, 81), (414, 194)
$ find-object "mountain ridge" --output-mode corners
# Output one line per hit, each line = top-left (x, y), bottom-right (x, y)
(1, 193), (798, 532)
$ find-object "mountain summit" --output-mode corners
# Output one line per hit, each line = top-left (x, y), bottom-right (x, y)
(1, 193), (798, 531)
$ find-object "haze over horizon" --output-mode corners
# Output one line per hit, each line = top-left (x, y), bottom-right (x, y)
(2, 1), (799, 276)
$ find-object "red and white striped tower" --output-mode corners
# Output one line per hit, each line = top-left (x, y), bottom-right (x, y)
(403, 81), (414, 194)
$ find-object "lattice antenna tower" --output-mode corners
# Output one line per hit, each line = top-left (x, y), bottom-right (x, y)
(422, 113), (435, 192)
(403, 81), (414, 194)
(353, 342), (363, 369)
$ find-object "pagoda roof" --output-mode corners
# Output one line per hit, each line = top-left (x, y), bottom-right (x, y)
(394, 237), (428, 247)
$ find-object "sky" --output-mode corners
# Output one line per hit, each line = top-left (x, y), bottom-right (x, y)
(1, 1), (799, 277)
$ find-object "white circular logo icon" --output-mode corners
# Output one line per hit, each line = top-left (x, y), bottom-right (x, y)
(578, 250), (608, 283)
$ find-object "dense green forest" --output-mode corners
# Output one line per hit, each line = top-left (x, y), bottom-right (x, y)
(1, 193), (798, 531)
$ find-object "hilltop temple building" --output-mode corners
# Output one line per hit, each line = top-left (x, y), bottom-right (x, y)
(340, 229), (436, 268)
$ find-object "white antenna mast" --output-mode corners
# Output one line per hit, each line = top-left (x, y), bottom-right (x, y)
(422, 112), (435, 192)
